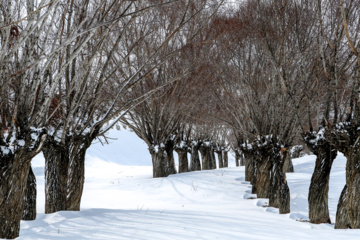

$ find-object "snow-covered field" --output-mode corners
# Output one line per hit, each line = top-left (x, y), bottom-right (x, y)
(17, 129), (360, 239)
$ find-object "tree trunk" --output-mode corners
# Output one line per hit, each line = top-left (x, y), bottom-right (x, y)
(235, 150), (240, 167)
(22, 166), (37, 221)
(223, 151), (229, 168)
(165, 141), (177, 175)
(0, 130), (45, 239)
(243, 151), (255, 183)
(216, 151), (224, 168)
(66, 138), (92, 211)
(176, 148), (189, 173)
(0, 153), (31, 239)
(256, 154), (271, 198)
(306, 141), (336, 224)
(240, 151), (245, 166)
(210, 148), (217, 169)
(190, 143), (201, 171)
(335, 185), (351, 229)
(199, 143), (212, 170)
(43, 140), (69, 214)
(268, 149), (290, 214)
(336, 147), (360, 228)
(43, 136), (93, 212)
(287, 157), (294, 173)
(150, 147), (169, 178)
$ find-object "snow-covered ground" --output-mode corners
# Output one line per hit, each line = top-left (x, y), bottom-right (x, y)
(17, 128), (360, 239)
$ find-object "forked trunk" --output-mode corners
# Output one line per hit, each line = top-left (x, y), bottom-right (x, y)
(216, 151), (224, 168)
(0, 154), (32, 239)
(190, 143), (201, 171)
(223, 151), (228, 168)
(43, 140), (69, 213)
(176, 148), (189, 173)
(22, 166), (37, 221)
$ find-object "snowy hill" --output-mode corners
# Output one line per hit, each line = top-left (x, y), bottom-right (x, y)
(18, 129), (360, 239)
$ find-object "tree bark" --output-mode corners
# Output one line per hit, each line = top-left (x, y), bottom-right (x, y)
(200, 143), (212, 170)
(190, 143), (201, 171)
(165, 140), (177, 175)
(66, 138), (92, 211)
(256, 154), (271, 198)
(235, 150), (240, 167)
(335, 147), (360, 228)
(176, 148), (189, 173)
(216, 151), (224, 168)
(308, 145), (336, 224)
(210, 147), (217, 169)
(150, 147), (169, 178)
(43, 135), (93, 212)
(22, 166), (37, 221)
(304, 132), (336, 224)
(0, 153), (31, 239)
(43, 140), (69, 213)
(335, 185), (351, 229)
(223, 150), (229, 168)
(0, 130), (45, 239)
(268, 149), (290, 214)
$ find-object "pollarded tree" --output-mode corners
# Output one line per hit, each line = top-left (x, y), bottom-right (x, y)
(301, 0), (355, 225)
(327, 0), (360, 229)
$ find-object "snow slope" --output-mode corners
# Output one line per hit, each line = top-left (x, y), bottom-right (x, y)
(17, 129), (360, 239)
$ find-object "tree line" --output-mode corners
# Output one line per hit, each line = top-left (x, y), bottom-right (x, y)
(1, 0), (360, 238)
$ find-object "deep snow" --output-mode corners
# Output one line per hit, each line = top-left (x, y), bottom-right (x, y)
(15, 128), (360, 239)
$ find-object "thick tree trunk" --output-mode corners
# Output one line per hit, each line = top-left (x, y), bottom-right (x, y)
(210, 148), (217, 169)
(43, 136), (92, 212)
(256, 155), (271, 198)
(22, 166), (37, 221)
(66, 139), (92, 211)
(0, 130), (45, 239)
(287, 157), (294, 173)
(268, 149), (290, 214)
(243, 151), (255, 183)
(150, 147), (169, 178)
(235, 150), (240, 167)
(190, 143), (201, 171)
(335, 148), (360, 228)
(305, 136), (336, 224)
(200, 143), (212, 170)
(216, 151), (224, 168)
(43, 141), (69, 213)
(176, 148), (189, 173)
(335, 185), (351, 229)
(165, 141), (177, 175)
(0, 153), (31, 239)
(223, 151), (229, 168)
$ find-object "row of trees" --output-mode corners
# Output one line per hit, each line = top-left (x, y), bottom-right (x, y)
(0, 0), (225, 238)
(1, 0), (360, 238)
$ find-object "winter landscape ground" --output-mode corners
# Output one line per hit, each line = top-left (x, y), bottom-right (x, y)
(16, 128), (360, 239)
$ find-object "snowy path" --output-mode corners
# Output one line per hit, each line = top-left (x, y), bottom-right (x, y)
(18, 153), (360, 239)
